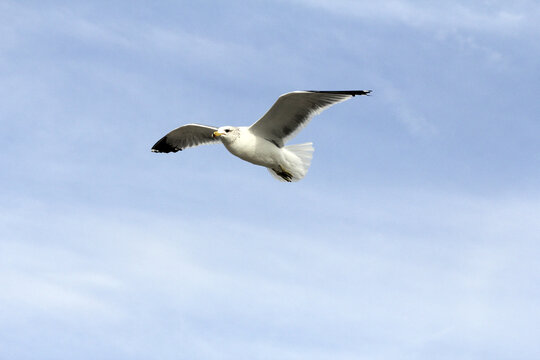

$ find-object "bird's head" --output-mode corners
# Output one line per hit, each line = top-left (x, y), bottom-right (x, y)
(213, 126), (239, 143)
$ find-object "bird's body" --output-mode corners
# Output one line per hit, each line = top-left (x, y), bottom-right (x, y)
(220, 127), (271, 167)
(218, 126), (314, 181)
(151, 90), (371, 181)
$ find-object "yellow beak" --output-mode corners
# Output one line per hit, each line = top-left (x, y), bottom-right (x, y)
(213, 131), (223, 138)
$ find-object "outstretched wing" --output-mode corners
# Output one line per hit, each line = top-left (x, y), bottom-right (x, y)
(249, 90), (371, 147)
(151, 124), (219, 153)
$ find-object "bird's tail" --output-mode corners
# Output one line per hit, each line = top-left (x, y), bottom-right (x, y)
(268, 142), (314, 182)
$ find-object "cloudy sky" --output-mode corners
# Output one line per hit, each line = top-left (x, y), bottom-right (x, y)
(1, 0), (540, 359)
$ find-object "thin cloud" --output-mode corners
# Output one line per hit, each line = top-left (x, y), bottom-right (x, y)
(373, 79), (437, 136)
(289, 0), (535, 35)
(2, 187), (540, 358)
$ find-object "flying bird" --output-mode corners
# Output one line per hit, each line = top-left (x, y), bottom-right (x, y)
(151, 90), (371, 182)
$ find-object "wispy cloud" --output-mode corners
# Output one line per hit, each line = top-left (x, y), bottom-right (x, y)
(2, 187), (539, 358)
(377, 80), (437, 136)
(288, 0), (537, 35)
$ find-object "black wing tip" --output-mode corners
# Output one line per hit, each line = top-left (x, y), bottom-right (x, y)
(151, 137), (182, 153)
(307, 90), (372, 96)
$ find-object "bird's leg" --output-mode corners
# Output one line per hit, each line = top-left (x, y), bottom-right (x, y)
(277, 165), (293, 182)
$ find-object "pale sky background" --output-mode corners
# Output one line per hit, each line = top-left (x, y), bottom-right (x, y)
(1, 1), (540, 359)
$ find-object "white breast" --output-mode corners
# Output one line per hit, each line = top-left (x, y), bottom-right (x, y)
(223, 127), (282, 168)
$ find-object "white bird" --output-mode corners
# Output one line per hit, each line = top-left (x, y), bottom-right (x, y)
(151, 90), (371, 182)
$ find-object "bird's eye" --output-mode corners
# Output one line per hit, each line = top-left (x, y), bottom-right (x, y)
(225, 129), (231, 133)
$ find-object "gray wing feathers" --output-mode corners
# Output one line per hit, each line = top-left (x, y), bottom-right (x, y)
(248, 90), (370, 146)
(151, 124), (219, 153)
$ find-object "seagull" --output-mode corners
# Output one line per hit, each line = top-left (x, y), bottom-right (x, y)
(151, 90), (371, 182)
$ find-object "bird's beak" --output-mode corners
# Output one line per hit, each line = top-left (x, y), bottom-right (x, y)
(213, 131), (223, 138)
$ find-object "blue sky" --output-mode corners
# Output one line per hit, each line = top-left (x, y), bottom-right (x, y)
(1, 0), (540, 359)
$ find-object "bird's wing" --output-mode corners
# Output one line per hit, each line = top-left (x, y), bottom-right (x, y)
(151, 124), (219, 153)
(248, 90), (371, 146)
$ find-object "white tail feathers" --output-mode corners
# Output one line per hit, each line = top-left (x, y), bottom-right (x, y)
(268, 142), (314, 182)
